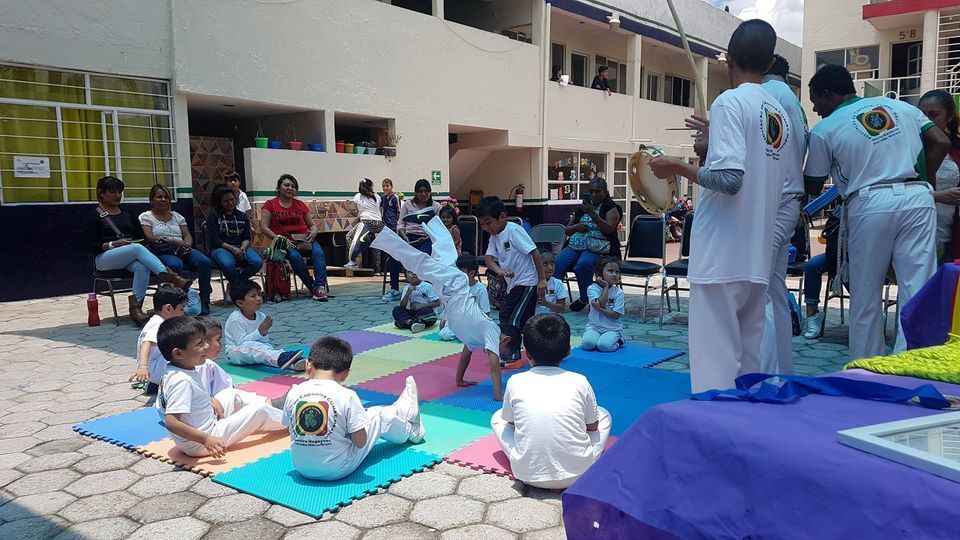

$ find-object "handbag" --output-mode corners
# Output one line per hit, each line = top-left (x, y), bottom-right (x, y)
(568, 231), (610, 254)
(97, 206), (128, 240)
(264, 261), (292, 301)
(262, 235), (290, 264)
(147, 240), (190, 258)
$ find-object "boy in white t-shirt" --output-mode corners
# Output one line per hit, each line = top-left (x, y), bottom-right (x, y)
(582, 258), (625, 352)
(476, 196), (547, 362)
(282, 337), (425, 480)
(649, 20), (796, 392)
(372, 217), (512, 400)
(225, 172), (253, 219)
(157, 317), (285, 457)
(195, 316), (234, 398)
(439, 255), (490, 341)
(129, 284), (188, 394)
(391, 270), (441, 333)
(536, 252), (567, 315)
(223, 280), (305, 371)
(492, 313), (612, 489)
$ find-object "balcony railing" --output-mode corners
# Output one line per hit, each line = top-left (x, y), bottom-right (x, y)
(856, 76), (922, 104)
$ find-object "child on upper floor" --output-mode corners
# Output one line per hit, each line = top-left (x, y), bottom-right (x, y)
(492, 313), (612, 489)
(476, 196), (547, 363)
(129, 284), (189, 394)
(582, 257), (625, 352)
(157, 317), (285, 457)
(282, 337), (425, 480)
(439, 254), (490, 341)
(223, 280), (305, 371)
(439, 206), (462, 254)
(536, 251), (567, 315)
(392, 269), (440, 333)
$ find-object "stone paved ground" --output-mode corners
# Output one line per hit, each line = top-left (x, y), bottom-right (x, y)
(0, 273), (894, 539)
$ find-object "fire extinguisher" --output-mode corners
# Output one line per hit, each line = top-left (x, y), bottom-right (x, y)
(514, 184), (524, 212)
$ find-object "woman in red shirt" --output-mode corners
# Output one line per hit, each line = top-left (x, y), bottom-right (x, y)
(260, 174), (328, 301)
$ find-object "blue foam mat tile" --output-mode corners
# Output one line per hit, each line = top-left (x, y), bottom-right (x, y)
(353, 387), (399, 408)
(213, 444), (441, 517)
(433, 366), (531, 412)
(567, 343), (685, 369)
(602, 396), (683, 437)
(73, 407), (168, 449)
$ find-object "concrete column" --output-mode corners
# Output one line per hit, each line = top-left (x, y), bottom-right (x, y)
(922, 9), (939, 91)
(172, 92), (192, 197)
(323, 110), (336, 148)
(538, 3), (551, 200)
(627, 34), (642, 97)
(696, 55), (709, 113)
(433, 0), (444, 19)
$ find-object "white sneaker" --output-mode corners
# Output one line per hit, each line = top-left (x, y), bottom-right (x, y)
(381, 289), (401, 303)
(802, 311), (824, 339)
(393, 376), (425, 443)
(410, 322), (426, 334)
(344, 261), (358, 269)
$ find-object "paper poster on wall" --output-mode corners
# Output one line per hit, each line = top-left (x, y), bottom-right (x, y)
(14, 156), (51, 178)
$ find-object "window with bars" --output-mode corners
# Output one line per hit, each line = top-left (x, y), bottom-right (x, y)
(0, 64), (175, 204)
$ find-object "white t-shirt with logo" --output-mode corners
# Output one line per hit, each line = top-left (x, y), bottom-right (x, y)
(138, 314), (167, 385)
(486, 221), (538, 291)
(157, 366), (216, 450)
(805, 96), (935, 198)
(501, 366), (600, 484)
(354, 193), (383, 221)
(536, 277), (567, 315)
(689, 83), (793, 285)
(586, 284), (625, 334)
(139, 211), (188, 241)
(400, 282), (439, 307)
(282, 379), (370, 480)
(762, 78), (809, 196)
(237, 190), (252, 213)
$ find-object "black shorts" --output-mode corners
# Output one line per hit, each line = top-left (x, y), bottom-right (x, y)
(499, 285), (538, 358)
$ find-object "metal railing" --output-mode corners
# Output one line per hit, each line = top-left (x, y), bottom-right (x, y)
(856, 76), (923, 104)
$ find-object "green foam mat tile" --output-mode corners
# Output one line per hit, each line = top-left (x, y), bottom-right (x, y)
(369, 339), (466, 365)
(367, 322), (440, 338)
(212, 444), (441, 518)
(415, 402), (494, 457)
(217, 362), (294, 386)
(344, 354), (417, 385)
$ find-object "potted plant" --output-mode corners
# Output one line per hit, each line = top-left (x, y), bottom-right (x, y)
(344, 142), (355, 153)
(254, 119), (269, 148)
(335, 140), (345, 153)
(364, 141), (377, 155)
(307, 142), (324, 152)
(380, 130), (401, 157)
(353, 142), (366, 154)
(286, 123), (302, 150)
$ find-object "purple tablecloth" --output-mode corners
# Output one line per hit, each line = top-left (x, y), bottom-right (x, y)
(562, 370), (960, 539)
(901, 262), (959, 349)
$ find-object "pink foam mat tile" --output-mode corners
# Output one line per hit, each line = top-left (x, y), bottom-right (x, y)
(236, 375), (304, 399)
(431, 351), (512, 379)
(357, 363), (480, 402)
(444, 434), (619, 479)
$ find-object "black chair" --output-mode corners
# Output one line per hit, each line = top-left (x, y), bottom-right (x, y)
(458, 215), (479, 257)
(93, 269), (157, 327)
(620, 216), (669, 325)
(662, 212), (693, 317)
(198, 219), (233, 303)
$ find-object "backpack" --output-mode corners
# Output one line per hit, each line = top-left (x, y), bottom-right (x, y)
(788, 292), (803, 336)
(486, 271), (507, 310)
(264, 261), (292, 302)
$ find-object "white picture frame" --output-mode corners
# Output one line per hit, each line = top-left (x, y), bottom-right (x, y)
(838, 411), (960, 484)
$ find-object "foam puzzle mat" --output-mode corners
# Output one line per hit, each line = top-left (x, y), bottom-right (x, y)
(73, 407), (169, 450)
(446, 434), (619, 479)
(136, 429), (290, 477)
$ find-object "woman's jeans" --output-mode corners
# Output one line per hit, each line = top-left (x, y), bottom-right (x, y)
(803, 253), (827, 306)
(95, 243), (166, 301)
(286, 241), (328, 290)
(388, 237), (432, 291)
(211, 247), (263, 286)
(554, 247), (600, 302)
(159, 249), (212, 302)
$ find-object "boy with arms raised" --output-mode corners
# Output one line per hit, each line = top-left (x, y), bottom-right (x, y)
(492, 313), (612, 489)
(282, 337), (425, 480)
(129, 284), (188, 393)
(157, 317), (284, 457)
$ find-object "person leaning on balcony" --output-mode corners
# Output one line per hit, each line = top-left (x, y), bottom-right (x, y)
(550, 65), (563, 83)
(918, 89), (960, 264)
(84, 175), (192, 326)
(554, 177), (623, 312)
(140, 184), (213, 315)
(591, 66), (612, 96)
(204, 185), (263, 299)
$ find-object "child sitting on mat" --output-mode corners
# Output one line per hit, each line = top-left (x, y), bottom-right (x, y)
(536, 252), (567, 315)
(129, 284), (188, 394)
(582, 257), (625, 352)
(492, 313), (612, 489)
(373, 216), (512, 401)
(282, 336), (426, 480)
(439, 255), (490, 341)
(392, 269), (440, 333)
(195, 316), (233, 397)
(157, 316), (285, 457)
(223, 280), (305, 371)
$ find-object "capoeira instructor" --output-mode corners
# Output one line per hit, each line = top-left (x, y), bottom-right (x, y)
(650, 19), (798, 392)
(803, 64), (950, 360)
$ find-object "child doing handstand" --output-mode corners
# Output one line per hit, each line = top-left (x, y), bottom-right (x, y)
(282, 337), (425, 480)
(157, 317), (285, 457)
(223, 280), (304, 370)
(392, 269), (440, 333)
(439, 255), (489, 341)
(582, 257), (625, 352)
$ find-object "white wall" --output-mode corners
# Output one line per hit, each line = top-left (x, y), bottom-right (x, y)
(551, 11), (631, 74)
(458, 148), (538, 201)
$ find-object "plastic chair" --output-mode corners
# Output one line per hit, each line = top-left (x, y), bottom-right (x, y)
(620, 216), (669, 325)
(662, 212), (694, 317)
(197, 219), (231, 303)
(530, 223), (565, 254)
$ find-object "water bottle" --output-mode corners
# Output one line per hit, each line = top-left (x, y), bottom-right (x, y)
(788, 244), (798, 264)
(87, 293), (101, 327)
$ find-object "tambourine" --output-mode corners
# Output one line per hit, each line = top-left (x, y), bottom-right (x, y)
(628, 145), (679, 215)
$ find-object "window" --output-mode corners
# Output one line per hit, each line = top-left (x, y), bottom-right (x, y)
(571, 53), (588, 87)
(0, 64), (174, 204)
(646, 72), (661, 101)
(547, 150), (607, 201)
(551, 43), (566, 74)
(594, 56), (628, 94)
(815, 46), (880, 80)
(664, 74), (693, 107)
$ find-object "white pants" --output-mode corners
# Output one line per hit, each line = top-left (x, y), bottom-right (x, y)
(178, 388), (284, 456)
(759, 197), (800, 375)
(846, 183), (937, 360)
(689, 282), (768, 393)
(226, 342), (282, 367)
(320, 404), (415, 480)
(491, 407), (612, 490)
(581, 328), (623, 352)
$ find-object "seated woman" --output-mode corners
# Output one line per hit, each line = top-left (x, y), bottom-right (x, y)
(260, 174), (329, 301)
(140, 184), (213, 315)
(205, 185), (263, 298)
(554, 178), (623, 311)
(83, 176), (191, 326)
(383, 179), (442, 302)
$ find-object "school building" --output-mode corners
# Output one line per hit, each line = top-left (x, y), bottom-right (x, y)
(802, 0), (960, 124)
(0, 0), (800, 301)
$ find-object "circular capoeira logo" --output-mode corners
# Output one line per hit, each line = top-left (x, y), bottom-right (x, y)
(765, 108), (784, 149)
(294, 401), (330, 436)
(858, 107), (896, 137)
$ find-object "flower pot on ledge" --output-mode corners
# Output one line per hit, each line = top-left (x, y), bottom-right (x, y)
(287, 141), (302, 150)
(382, 146), (396, 157)
(365, 146), (376, 155)
(354, 146), (366, 154)
(344, 143), (355, 153)
(268, 140), (282, 149)
(336, 141), (345, 153)
(307, 143), (324, 152)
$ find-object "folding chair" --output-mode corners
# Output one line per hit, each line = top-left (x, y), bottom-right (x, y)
(529, 223), (565, 254)
(458, 215), (479, 257)
(619, 216), (669, 325)
(92, 269), (156, 327)
(662, 212), (693, 317)
(197, 219), (230, 303)
(821, 276), (898, 335)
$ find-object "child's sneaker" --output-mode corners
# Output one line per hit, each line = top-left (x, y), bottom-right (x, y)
(312, 285), (328, 302)
(278, 350), (305, 371)
(343, 261), (358, 269)
(394, 376), (425, 443)
(381, 289), (401, 302)
(410, 322), (426, 334)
